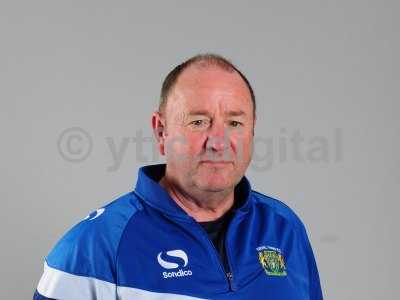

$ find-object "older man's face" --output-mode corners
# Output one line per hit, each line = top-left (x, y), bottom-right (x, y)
(162, 65), (255, 193)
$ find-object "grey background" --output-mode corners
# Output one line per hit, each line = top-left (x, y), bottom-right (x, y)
(1, 1), (399, 299)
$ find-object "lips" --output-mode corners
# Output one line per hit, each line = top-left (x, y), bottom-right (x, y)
(200, 160), (232, 166)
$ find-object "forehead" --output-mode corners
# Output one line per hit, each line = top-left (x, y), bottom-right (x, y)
(168, 65), (253, 113)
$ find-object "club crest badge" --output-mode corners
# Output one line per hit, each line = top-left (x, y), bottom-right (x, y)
(257, 245), (287, 276)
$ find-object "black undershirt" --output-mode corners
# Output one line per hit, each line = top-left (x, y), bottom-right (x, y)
(198, 208), (235, 274)
(197, 183), (247, 274)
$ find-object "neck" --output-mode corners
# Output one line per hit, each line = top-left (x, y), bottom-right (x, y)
(159, 175), (235, 222)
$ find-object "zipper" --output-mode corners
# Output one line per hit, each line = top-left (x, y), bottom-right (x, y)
(223, 213), (237, 291)
(226, 271), (233, 288)
(190, 217), (236, 291)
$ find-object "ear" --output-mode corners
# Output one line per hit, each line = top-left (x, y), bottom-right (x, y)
(152, 111), (167, 156)
(252, 114), (256, 136)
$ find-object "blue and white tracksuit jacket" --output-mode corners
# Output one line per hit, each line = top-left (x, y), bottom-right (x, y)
(34, 164), (323, 299)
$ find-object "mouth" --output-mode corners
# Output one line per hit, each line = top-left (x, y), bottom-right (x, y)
(200, 160), (232, 167)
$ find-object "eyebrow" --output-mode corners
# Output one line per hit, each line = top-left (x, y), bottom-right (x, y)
(225, 110), (246, 117)
(187, 110), (210, 116)
(187, 109), (247, 117)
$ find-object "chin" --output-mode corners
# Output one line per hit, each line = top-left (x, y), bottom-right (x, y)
(196, 176), (233, 192)
(192, 165), (237, 190)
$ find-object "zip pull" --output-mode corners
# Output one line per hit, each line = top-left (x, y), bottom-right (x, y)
(226, 272), (234, 290)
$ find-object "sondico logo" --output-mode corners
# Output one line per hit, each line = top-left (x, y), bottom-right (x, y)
(157, 250), (193, 279)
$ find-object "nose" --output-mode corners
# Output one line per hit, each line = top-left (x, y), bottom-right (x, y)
(205, 121), (229, 153)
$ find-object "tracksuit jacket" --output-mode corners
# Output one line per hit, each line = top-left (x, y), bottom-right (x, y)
(34, 164), (324, 299)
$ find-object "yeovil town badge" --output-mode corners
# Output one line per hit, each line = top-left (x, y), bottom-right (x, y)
(257, 245), (287, 276)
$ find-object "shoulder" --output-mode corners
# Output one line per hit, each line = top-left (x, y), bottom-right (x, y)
(250, 190), (318, 259)
(250, 190), (306, 231)
(249, 191), (323, 298)
(45, 191), (143, 282)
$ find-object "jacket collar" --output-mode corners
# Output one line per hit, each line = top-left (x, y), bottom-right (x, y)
(134, 164), (253, 219)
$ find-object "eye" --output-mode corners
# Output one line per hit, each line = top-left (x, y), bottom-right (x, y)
(190, 119), (210, 128)
(229, 120), (242, 127)
(192, 120), (204, 126)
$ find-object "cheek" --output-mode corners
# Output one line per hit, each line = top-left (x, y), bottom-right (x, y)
(185, 133), (206, 155)
(232, 133), (254, 160)
(165, 133), (205, 156)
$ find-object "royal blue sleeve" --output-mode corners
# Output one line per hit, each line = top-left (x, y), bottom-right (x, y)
(33, 193), (138, 300)
(301, 225), (324, 300)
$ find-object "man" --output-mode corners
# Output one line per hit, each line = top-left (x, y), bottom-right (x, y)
(34, 54), (323, 299)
